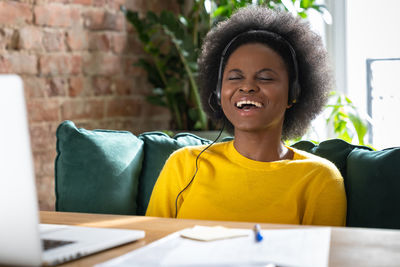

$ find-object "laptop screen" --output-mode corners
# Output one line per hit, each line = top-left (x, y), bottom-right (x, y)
(0, 75), (42, 265)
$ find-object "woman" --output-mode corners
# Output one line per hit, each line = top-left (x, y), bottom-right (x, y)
(146, 6), (346, 226)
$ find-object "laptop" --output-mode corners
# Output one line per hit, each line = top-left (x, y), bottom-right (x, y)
(0, 75), (145, 266)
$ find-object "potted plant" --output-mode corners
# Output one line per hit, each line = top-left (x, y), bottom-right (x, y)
(121, 0), (331, 131)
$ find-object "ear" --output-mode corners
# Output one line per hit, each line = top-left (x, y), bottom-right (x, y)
(286, 99), (297, 109)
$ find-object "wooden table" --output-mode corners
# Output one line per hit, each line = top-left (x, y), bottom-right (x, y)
(40, 211), (400, 266)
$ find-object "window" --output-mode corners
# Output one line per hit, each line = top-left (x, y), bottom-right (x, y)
(326, 0), (400, 148)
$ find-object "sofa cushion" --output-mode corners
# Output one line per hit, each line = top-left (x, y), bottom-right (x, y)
(136, 132), (212, 215)
(346, 147), (400, 229)
(55, 120), (144, 215)
(291, 139), (372, 180)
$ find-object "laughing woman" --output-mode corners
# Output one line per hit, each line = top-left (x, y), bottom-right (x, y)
(145, 6), (346, 226)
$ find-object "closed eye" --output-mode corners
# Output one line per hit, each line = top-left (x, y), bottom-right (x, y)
(258, 77), (273, 81)
(228, 77), (243, 80)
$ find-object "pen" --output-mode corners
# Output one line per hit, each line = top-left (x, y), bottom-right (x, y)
(253, 224), (263, 242)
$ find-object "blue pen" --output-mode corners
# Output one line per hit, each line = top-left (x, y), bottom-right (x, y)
(253, 224), (263, 242)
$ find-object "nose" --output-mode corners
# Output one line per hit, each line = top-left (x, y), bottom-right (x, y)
(239, 82), (259, 94)
(239, 88), (256, 94)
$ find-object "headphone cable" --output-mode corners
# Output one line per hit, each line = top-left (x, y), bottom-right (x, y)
(174, 121), (226, 218)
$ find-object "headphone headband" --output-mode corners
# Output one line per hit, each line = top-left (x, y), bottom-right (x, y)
(213, 30), (301, 108)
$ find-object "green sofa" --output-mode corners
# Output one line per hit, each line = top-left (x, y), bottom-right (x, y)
(55, 120), (400, 229)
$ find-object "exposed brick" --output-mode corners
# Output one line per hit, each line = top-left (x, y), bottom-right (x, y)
(42, 30), (66, 52)
(0, 28), (19, 50)
(124, 56), (146, 76)
(92, 0), (106, 6)
(114, 77), (133, 96)
(0, 1), (33, 26)
(66, 29), (88, 51)
(68, 76), (85, 97)
(45, 77), (68, 97)
(92, 76), (112, 96)
(146, 0), (179, 14)
(112, 117), (170, 134)
(83, 10), (124, 31)
(100, 118), (137, 132)
(114, 75), (150, 96)
(124, 0), (146, 11)
(3, 0), (179, 213)
(72, 0), (92, 5)
(0, 56), (12, 73)
(74, 120), (102, 130)
(61, 99), (105, 120)
(35, 174), (55, 211)
(29, 123), (58, 152)
(40, 54), (82, 75)
(27, 99), (61, 122)
(112, 33), (127, 53)
(126, 35), (144, 54)
(83, 53), (123, 75)
(23, 76), (47, 99)
(0, 53), (38, 74)
(107, 0), (126, 10)
(35, 0), (68, 3)
(34, 4), (80, 27)
(33, 150), (56, 177)
(106, 97), (142, 117)
(88, 32), (111, 52)
(14, 0), (35, 3)
(18, 26), (43, 51)
(142, 101), (170, 116)
(143, 117), (171, 131)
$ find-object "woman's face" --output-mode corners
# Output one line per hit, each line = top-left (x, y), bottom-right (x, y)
(221, 43), (291, 134)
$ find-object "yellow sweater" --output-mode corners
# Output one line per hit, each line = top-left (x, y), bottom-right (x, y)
(146, 141), (346, 226)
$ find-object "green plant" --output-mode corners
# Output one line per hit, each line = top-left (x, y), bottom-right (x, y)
(325, 91), (369, 145)
(286, 92), (370, 146)
(122, 0), (330, 130)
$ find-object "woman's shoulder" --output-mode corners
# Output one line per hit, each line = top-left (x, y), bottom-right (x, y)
(290, 147), (342, 177)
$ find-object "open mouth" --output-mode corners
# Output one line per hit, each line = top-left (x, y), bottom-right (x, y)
(235, 100), (263, 110)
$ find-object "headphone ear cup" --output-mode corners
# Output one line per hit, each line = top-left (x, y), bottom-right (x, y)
(216, 88), (221, 106)
(208, 90), (223, 119)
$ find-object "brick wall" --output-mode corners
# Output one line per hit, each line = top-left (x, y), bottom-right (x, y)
(0, 0), (174, 210)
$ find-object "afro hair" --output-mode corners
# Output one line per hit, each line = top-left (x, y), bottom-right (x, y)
(197, 6), (333, 140)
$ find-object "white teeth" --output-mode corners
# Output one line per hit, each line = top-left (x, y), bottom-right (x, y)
(235, 100), (262, 108)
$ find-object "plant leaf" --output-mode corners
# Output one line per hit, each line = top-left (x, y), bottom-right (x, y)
(146, 95), (167, 107)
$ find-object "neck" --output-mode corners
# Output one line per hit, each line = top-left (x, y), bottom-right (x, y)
(233, 129), (291, 162)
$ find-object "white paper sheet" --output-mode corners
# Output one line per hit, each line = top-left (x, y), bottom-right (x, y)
(96, 227), (331, 267)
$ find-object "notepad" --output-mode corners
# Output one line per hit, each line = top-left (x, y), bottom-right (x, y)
(97, 227), (332, 267)
(180, 225), (249, 241)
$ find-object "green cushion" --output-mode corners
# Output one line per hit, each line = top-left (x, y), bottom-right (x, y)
(291, 139), (372, 180)
(136, 132), (212, 215)
(55, 120), (144, 215)
(346, 147), (400, 229)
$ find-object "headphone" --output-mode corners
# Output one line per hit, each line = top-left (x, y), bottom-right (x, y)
(213, 30), (301, 107)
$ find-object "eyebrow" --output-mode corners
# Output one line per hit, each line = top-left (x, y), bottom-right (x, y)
(227, 69), (243, 74)
(256, 68), (277, 75)
(227, 68), (277, 75)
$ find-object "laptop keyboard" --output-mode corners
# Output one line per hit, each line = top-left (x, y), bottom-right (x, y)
(42, 239), (75, 251)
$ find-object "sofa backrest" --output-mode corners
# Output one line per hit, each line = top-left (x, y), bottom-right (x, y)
(55, 121), (400, 229)
(136, 132), (212, 215)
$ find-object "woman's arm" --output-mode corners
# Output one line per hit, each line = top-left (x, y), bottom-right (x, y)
(302, 167), (347, 226)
